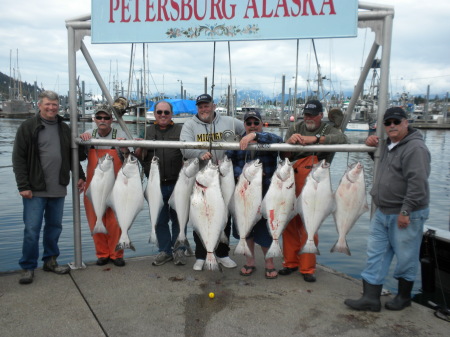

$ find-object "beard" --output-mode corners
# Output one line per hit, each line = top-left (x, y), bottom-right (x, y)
(305, 120), (317, 131)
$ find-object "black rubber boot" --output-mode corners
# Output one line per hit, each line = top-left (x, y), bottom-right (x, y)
(385, 278), (413, 310)
(344, 279), (382, 312)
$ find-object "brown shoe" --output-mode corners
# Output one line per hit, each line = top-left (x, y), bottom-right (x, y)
(19, 270), (34, 284)
(43, 256), (70, 274)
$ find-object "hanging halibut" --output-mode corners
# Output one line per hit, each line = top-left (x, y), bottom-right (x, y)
(108, 154), (144, 251)
(86, 153), (115, 234)
(189, 161), (227, 271)
(331, 162), (369, 255)
(145, 156), (164, 246)
(231, 159), (263, 257)
(261, 158), (296, 258)
(297, 159), (335, 255)
(169, 158), (199, 250)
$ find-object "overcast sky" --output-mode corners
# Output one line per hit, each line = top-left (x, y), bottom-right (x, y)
(1, 0), (449, 101)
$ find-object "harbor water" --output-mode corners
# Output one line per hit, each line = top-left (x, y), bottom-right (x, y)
(1, 118), (449, 295)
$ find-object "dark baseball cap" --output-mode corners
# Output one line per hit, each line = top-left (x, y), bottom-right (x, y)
(383, 107), (407, 121)
(303, 100), (323, 116)
(243, 111), (262, 122)
(196, 94), (213, 105)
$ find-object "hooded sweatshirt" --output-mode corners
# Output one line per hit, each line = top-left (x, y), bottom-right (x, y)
(180, 112), (245, 168)
(370, 127), (430, 214)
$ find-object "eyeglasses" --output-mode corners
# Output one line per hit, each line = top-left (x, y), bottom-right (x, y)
(245, 120), (260, 126)
(95, 116), (111, 120)
(383, 119), (402, 126)
(156, 110), (171, 115)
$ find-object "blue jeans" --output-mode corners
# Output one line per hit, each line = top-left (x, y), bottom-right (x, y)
(19, 196), (65, 270)
(156, 184), (181, 255)
(361, 207), (429, 285)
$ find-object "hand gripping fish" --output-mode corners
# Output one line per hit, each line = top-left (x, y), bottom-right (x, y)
(297, 159), (335, 255)
(331, 162), (369, 255)
(261, 158), (296, 258)
(107, 154), (144, 251)
(168, 158), (199, 250)
(145, 156), (164, 246)
(231, 159), (263, 257)
(189, 161), (227, 271)
(86, 153), (115, 234)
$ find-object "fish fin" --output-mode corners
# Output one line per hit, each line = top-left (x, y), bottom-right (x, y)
(330, 239), (351, 256)
(300, 240), (320, 255)
(92, 219), (108, 235)
(219, 230), (229, 245)
(129, 242), (136, 252)
(168, 192), (175, 210)
(234, 238), (252, 257)
(204, 253), (220, 271)
(265, 240), (282, 258)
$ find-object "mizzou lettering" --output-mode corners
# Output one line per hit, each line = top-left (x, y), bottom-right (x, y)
(196, 132), (223, 142)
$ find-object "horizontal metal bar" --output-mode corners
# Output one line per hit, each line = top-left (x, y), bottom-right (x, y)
(358, 10), (394, 21)
(75, 138), (376, 153)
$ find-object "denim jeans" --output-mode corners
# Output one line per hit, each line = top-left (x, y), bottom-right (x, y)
(19, 196), (65, 270)
(361, 207), (429, 285)
(156, 184), (181, 255)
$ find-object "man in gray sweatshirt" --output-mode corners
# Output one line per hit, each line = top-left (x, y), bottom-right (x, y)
(345, 107), (430, 312)
(180, 94), (245, 271)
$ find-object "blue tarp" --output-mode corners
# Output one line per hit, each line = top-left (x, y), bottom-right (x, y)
(147, 99), (197, 116)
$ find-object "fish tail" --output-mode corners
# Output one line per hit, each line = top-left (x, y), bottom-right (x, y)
(300, 240), (320, 255)
(234, 238), (252, 257)
(204, 252), (220, 271)
(265, 239), (282, 258)
(92, 219), (108, 235)
(330, 239), (351, 256)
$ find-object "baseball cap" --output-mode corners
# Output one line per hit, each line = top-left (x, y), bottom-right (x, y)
(303, 100), (323, 116)
(95, 104), (113, 117)
(243, 111), (262, 122)
(196, 94), (213, 105)
(383, 107), (407, 121)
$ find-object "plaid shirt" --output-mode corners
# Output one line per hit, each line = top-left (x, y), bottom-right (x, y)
(225, 132), (283, 196)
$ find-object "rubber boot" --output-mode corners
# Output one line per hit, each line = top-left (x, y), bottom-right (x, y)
(344, 279), (382, 312)
(385, 278), (413, 310)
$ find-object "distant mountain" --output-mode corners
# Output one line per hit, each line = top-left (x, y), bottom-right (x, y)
(0, 72), (42, 101)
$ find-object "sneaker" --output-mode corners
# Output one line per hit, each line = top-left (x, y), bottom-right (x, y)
(43, 256), (70, 275)
(193, 259), (205, 271)
(173, 250), (187, 266)
(111, 258), (125, 267)
(19, 270), (34, 284)
(216, 256), (237, 269)
(152, 252), (173, 266)
(96, 257), (109, 266)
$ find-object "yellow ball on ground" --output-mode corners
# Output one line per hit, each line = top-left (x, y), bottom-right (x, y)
(209, 292), (215, 299)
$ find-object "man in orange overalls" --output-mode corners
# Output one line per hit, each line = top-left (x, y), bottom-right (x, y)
(280, 100), (347, 282)
(79, 104), (130, 267)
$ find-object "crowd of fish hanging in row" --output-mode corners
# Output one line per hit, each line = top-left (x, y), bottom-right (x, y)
(86, 154), (369, 271)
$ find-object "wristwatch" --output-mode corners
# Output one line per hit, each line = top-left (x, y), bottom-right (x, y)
(314, 134), (321, 144)
(253, 132), (258, 141)
(401, 210), (409, 216)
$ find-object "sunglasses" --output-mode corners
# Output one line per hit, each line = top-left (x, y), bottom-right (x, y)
(245, 120), (260, 126)
(156, 110), (171, 115)
(383, 119), (402, 126)
(95, 116), (111, 120)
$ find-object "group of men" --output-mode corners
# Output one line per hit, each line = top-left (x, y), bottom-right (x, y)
(13, 90), (431, 313)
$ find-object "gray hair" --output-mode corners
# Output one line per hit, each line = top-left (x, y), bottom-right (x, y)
(38, 90), (59, 104)
(154, 100), (173, 113)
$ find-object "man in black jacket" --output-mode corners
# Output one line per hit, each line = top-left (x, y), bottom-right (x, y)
(135, 100), (186, 266)
(12, 90), (85, 285)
